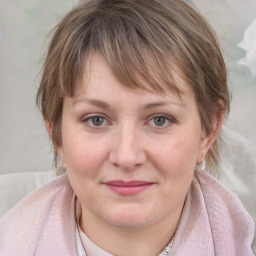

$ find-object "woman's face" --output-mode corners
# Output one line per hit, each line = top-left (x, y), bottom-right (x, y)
(57, 54), (214, 231)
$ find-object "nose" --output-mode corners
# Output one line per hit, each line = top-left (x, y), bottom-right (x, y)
(109, 124), (146, 171)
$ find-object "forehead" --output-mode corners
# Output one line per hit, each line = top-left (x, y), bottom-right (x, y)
(74, 53), (192, 99)
(72, 54), (195, 109)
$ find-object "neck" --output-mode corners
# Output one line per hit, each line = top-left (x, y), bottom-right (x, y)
(79, 203), (183, 256)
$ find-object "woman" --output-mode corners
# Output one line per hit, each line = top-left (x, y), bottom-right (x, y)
(0, 0), (255, 255)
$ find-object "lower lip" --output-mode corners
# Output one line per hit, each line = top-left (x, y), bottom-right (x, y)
(105, 184), (153, 195)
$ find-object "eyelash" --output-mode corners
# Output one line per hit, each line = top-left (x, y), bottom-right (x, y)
(81, 114), (110, 129)
(146, 114), (176, 129)
(81, 114), (177, 130)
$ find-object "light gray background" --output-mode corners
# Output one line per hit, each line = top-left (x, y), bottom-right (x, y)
(1, 0), (256, 174)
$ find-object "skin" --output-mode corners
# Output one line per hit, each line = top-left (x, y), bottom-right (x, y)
(48, 54), (221, 256)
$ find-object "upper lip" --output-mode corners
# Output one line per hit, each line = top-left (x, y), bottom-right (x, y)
(103, 180), (155, 186)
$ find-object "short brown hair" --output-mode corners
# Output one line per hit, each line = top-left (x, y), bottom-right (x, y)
(37, 0), (230, 173)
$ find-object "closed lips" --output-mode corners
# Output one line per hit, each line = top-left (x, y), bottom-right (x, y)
(103, 180), (155, 195)
(103, 180), (155, 186)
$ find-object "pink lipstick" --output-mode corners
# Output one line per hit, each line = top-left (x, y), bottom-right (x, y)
(103, 180), (154, 195)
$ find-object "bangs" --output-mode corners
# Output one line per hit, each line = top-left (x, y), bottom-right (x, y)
(58, 3), (186, 97)
(38, 0), (229, 173)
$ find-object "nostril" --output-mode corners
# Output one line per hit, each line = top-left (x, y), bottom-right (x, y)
(109, 148), (146, 171)
(109, 129), (146, 170)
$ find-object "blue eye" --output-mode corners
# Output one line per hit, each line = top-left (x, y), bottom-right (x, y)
(148, 115), (174, 128)
(83, 115), (107, 127)
(90, 116), (105, 126)
(153, 116), (167, 126)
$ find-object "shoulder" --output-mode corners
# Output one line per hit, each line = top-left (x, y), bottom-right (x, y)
(195, 168), (255, 254)
(194, 168), (253, 224)
(172, 168), (255, 255)
(0, 170), (55, 218)
(0, 174), (72, 219)
(195, 167), (251, 214)
(0, 174), (76, 255)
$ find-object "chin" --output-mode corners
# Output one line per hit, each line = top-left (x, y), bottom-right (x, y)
(103, 205), (156, 229)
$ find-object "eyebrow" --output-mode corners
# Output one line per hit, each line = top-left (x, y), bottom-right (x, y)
(73, 99), (111, 109)
(73, 98), (185, 110)
(143, 100), (186, 110)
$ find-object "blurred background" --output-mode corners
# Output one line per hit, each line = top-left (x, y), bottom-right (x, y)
(0, 0), (256, 174)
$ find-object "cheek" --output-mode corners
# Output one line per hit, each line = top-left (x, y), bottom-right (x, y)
(61, 124), (113, 184)
(151, 136), (200, 207)
(151, 132), (201, 180)
(63, 138), (107, 175)
(62, 135), (109, 203)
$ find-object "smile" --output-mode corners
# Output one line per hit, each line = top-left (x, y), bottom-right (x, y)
(103, 180), (155, 196)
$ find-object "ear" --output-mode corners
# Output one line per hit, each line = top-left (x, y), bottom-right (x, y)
(196, 111), (224, 163)
(45, 120), (53, 140)
(45, 120), (66, 165)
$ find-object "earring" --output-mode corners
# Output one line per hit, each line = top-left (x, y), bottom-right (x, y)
(57, 164), (67, 176)
(196, 159), (205, 170)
